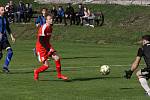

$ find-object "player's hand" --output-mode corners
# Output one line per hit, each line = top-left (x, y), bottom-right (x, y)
(36, 24), (40, 28)
(48, 48), (55, 56)
(124, 70), (133, 79)
(10, 34), (16, 43)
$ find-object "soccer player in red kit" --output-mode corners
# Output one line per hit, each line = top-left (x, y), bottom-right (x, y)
(34, 15), (68, 81)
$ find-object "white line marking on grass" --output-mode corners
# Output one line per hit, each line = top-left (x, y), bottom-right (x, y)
(9, 64), (146, 71)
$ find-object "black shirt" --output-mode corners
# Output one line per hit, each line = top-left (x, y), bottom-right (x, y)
(51, 9), (57, 17)
(65, 6), (74, 15)
(137, 43), (150, 68)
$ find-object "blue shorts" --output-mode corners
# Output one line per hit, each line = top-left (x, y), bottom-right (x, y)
(0, 40), (11, 51)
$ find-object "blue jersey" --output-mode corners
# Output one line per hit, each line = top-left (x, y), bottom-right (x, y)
(0, 16), (11, 42)
(35, 16), (46, 27)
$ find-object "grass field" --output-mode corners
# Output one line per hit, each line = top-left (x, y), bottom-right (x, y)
(0, 2), (150, 100)
(0, 40), (149, 100)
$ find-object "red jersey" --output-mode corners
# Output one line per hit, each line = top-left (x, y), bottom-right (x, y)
(36, 24), (52, 51)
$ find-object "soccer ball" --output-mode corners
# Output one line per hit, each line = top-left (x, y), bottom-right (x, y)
(100, 65), (110, 75)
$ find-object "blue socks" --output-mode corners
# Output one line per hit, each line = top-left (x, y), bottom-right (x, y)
(3, 48), (13, 69)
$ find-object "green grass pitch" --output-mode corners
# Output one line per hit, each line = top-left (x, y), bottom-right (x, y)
(0, 40), (149, 100)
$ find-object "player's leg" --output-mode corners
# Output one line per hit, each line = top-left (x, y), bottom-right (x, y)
(2, 41), (13, 72)
(51, 53), (68, 80)
(34, 52), (49, 80)
(136, 68), (150, 96)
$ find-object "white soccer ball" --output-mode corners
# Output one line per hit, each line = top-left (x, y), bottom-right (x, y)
(100, 65), (110, 75)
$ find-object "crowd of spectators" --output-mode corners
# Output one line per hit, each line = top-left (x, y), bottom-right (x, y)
(50, 3), (95, 27)
(4, 0), (33, 23)
(4, 1), (95, 27)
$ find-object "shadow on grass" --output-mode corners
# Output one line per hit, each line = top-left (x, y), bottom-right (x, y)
(69, 76), (122, 82)
(63, 56), (103, 60)
(4, 69), (80, 75)
(39, 76), (122, 82)
(119, 87), (134, 90)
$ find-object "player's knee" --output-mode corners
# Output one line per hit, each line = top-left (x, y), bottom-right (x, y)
(7, 48), (13, 56)
(52, 55), (60, 61)
(136, 70), (141, 78)
(43, 60), (49, 67)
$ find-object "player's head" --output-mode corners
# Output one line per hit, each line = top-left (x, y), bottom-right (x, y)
(0, 5), (5, 16)
(141, 35), (150, 45)
(46, 15), (53, 25)
(41, 8), (48, 16)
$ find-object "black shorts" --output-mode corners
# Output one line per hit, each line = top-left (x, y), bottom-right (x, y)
(0, 40), (11, 51)
(141, 68), (150, 80)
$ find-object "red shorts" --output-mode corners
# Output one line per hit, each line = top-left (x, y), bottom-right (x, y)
(36, 45), (55, 63)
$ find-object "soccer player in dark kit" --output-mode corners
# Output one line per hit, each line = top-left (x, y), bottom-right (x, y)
(124, 35), (150, 96)
(0, 5), (15, 72)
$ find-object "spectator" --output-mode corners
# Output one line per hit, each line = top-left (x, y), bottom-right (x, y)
(82, 7), (89, 20)
(87, 8), (95, 27)
(16, 0), (26, 22)
(64, 3), (75, 25)
(4, 3), (10, 17)
(24, 3), (33, 22)
(57, 6), (64, 24)
(8, 0), (17, 23)
(75, 4), (84, 25)
(82, 7), (95, 28)
(50, 5), (57, 23)
(82, 7), (90, 25)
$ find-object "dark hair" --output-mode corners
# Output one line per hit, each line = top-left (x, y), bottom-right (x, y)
(41, 8), (48, 12)
(142, 35), (150, 41)
(0, 5), (4, 8)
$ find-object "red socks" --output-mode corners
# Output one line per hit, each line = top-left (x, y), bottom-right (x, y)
(34, 60), (68, 80)
(55, 59), (61, 76)
(36, 65), (49, 73)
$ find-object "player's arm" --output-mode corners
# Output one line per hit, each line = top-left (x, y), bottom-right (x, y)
(124, 48), (142, 79)
(6, 17), (15, 43)
(35, 17), (41, 28)
(131, 56), (141, 71)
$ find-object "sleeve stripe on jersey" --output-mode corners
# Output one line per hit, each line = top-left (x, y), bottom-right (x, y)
(41, 24), (47, 36)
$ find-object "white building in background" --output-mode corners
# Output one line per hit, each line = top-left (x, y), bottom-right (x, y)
(34, 0), (83, 4)
(34, 0), (150, 6)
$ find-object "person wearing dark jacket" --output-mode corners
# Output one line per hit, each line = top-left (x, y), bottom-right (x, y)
(16, 1), (26, 22)
(75, 4), (84, 25)
(51, 5), (57, 23)
(64, 3), (75, 25)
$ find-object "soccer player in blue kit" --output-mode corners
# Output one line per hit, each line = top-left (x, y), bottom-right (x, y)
(0, 5), (15, 72)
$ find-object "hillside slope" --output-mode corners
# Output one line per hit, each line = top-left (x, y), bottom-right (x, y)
(7, 4), (150, 44)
